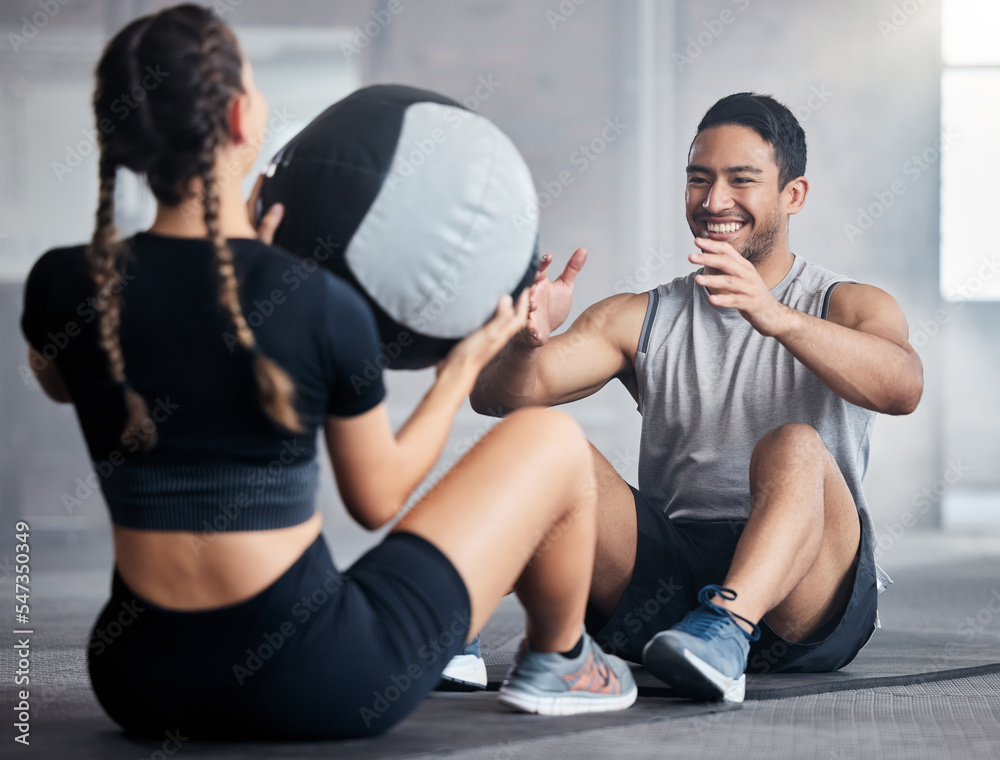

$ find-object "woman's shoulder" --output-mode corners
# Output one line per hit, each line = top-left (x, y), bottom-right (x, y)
(21, 243), (97, 351)
(23, 242), (96, 310)
(26, 243), (91, 280)
(234, 238), (374, 317)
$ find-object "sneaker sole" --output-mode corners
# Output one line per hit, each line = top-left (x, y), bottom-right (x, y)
(643, 635), (745, 704)
(438, 654), (487, 691)
(496, 684), (639, 716)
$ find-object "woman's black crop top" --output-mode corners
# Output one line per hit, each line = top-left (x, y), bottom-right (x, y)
(20, 232), (387, 530)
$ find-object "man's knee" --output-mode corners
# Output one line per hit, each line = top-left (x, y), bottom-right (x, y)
(752, 423), (826, 466)
(749, 423), (838, 522)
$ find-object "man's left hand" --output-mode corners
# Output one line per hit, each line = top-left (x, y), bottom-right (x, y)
(690, 237), (790, 337)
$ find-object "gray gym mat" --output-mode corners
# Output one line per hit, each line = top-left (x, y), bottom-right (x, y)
(428, 673), (1000, 760)
(482, 628), (1000, 700)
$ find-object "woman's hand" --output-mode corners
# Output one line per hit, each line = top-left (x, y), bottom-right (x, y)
(326, 289), (529, 530)
(436, 290), (531, 387)
(246, 172), (284, 245)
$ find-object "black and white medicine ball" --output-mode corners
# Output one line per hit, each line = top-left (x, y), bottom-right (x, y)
(259, 84), (540, 369)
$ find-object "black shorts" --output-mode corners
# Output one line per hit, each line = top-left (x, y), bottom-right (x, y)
(585, 487), (878, 674)
(87, 531), (471, 740)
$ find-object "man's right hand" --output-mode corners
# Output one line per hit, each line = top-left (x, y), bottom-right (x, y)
(473, 245), (644, 416)
(520, 248), (588, 347)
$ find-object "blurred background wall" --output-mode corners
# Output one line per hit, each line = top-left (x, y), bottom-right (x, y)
(0, 0), (995, 567)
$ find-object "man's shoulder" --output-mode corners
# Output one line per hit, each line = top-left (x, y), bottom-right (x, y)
(586, 289), (651, 334)
(654, 270), (700, 297)
(789, 256), (859, 291)
(643, 271), (699, 318)
(778, 256), (861, 315)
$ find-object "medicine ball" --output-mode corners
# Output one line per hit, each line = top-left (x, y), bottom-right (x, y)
(259, 84), (540, 369)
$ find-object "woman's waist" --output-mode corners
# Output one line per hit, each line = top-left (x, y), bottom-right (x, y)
(111, 511), (326, 611)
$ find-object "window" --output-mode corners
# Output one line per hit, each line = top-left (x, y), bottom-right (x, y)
(939, 0), (1000, 301)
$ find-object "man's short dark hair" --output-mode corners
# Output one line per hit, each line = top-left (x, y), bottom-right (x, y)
(695, 93), (806, 189)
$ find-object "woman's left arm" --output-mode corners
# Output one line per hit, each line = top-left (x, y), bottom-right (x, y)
(324, 294), (529, 530)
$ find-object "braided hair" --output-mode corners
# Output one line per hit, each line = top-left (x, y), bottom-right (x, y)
(90, 4), (302, 450)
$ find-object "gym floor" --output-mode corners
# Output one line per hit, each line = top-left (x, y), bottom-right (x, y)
(6, 527), (999, 760)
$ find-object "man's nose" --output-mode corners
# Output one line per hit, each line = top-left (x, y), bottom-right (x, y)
(702, 180), (734, 214)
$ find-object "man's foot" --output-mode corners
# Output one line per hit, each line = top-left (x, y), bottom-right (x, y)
(437, 635), (488, 691)
(642, 584), (761, 704)
(497, 631), (638, 715)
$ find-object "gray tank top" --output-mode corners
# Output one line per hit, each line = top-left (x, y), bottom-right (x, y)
(635, 255), (889, 590)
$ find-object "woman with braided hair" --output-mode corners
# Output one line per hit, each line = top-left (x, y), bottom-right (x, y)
(20, 4), (635, 740)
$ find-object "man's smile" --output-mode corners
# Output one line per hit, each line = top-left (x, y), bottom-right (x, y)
(696, 216), (749, 241)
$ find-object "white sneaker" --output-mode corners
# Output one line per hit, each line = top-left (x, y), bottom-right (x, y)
(438, 635), (487, 691)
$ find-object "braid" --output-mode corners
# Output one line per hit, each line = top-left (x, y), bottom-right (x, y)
(197, 27), (304, 434)
(91, 4), (302, 442)
(87, 157), (157, 450)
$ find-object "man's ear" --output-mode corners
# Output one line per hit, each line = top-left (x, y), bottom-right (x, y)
(784, 176), (809, 216)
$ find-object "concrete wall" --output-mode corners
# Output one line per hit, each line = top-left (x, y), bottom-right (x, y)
(0, 0), (995, 565)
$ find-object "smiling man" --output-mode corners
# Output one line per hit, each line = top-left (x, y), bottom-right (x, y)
(471, 92), (923, 703)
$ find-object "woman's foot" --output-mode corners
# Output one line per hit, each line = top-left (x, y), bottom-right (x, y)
(497, 632), (638, 715)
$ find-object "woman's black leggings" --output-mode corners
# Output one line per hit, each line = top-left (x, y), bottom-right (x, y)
(87, 531), (471, 740)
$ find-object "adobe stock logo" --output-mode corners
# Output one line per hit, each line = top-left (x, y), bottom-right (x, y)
(877, 0), (930, 41)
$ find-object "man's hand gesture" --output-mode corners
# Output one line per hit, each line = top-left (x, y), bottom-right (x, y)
(691, 238), (790, 337)
(521, 248), (588, 347)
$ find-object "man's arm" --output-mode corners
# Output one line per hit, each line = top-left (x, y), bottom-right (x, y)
(471, 249), (647, 416)
(787, 282), (922, 414)
(691, 238), (923, 415)
(471, 294), (645, 414)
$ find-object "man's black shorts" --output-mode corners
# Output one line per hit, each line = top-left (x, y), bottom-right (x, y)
(585, 486), (879, 674)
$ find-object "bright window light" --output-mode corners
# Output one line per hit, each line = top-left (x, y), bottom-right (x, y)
(940, 0), (1000, 301)
(942, 0), (1000, 66)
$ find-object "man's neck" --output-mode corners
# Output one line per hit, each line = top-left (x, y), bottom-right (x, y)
(754, 247), (795, 290)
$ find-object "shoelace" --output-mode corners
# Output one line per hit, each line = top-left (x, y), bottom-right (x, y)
(676, 584), (762, 642)
(588, 646), (613, 687)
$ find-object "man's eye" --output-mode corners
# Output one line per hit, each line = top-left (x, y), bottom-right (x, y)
(688, 177), (708, 184)
(733, 178), (753, 184)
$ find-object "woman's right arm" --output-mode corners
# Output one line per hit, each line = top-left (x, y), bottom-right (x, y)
(27, 347), (71, 403)
(324, 292), (529, 531)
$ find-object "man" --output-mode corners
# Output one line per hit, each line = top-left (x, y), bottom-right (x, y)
(470, 93), (923, 703)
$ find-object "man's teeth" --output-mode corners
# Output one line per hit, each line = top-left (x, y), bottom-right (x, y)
(706, 222), (744, 233)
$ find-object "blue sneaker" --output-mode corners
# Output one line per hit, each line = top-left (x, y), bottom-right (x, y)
(438, 635), (488, 691)
(642, 584), (761, 703)
(497, 630), (638, 715)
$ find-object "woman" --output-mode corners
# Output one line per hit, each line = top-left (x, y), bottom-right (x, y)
(20, 4), (636, 740)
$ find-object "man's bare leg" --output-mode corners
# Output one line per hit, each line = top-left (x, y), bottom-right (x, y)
(715, 423), (861, 641)
(586, 422), (859, 642)
(586, 444), (638, 621)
